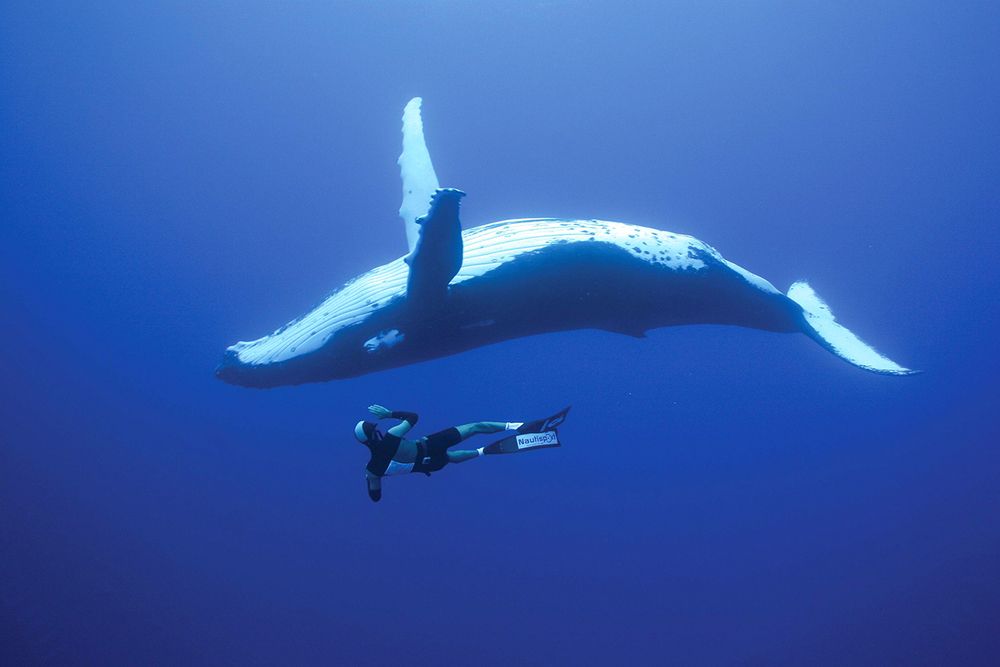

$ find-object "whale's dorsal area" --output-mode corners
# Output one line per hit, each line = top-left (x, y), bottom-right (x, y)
(217, 98), (915, 386)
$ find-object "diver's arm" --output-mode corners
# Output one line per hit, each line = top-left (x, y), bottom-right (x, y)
(369, 404), (419, 437)
(386, 410), (418, 437)
(365, 469), (382, 503)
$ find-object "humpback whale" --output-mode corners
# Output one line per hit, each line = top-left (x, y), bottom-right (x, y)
(217, 98), (914, 388)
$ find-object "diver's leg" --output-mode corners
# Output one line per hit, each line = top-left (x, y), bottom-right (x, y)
(454, 422), (507, 440)
(446, 449), (481, 464)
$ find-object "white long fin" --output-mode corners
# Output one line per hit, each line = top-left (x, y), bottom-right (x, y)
(788, 281), (916, 375)
(398, 97), (440, 252)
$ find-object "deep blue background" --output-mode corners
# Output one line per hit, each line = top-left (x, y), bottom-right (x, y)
(3, 2), (999, 664)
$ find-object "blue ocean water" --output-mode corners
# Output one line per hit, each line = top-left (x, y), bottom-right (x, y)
(2, 2), (999, 664)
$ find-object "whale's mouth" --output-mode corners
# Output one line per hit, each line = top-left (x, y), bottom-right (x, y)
(214, 349), (255, 387)
(215, 348), (296, 388)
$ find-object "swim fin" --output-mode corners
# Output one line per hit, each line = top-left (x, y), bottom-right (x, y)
(483, 406), (570, 455)
(515, 406), (570, 435)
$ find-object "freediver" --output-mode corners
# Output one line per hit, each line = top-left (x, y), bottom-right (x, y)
(355, 404), (523, 502)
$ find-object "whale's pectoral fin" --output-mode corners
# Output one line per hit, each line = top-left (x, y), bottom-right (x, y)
(397, 98), (465, 303)
(405, 188), (466, 302)
(398, 97), (440, 254)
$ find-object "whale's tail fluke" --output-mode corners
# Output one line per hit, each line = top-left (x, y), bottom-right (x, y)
(787, 281), (917, 376)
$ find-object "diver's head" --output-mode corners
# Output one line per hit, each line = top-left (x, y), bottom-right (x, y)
(354, 420), (382, 445)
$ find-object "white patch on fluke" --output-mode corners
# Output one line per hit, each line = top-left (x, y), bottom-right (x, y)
(788, 281), (914, 375)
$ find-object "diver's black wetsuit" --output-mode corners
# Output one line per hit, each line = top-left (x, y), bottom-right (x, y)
(412, 427), (463, 474)
(363, 432), (402, 477)
(363, 411), (464, 501)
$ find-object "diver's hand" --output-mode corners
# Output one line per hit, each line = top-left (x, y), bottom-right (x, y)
(368, 404), (392, 419)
